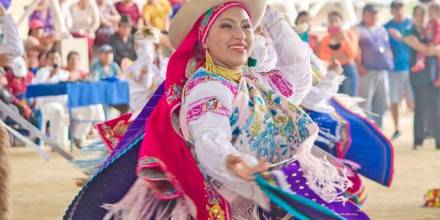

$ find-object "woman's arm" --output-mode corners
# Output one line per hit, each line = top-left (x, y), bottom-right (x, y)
(182, 80), (269, 208)
(261, 7), (312, 105)
(88, 3), (101, 35)
(403, 35), (429, 55)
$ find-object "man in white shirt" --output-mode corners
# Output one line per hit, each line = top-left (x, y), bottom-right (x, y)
(33, 50), (102, 148)
(32, 50), (69, 147)
(34, 49), (69, 84)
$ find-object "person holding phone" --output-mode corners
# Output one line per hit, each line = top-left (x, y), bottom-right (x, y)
(319, 11), (359, 96)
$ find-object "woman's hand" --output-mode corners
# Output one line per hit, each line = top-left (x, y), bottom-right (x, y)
(328, 60), (343, 75)
(226, 154), (270, 181)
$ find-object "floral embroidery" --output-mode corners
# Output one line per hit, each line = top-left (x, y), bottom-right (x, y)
(166, 83), (183, 104)
(185, 70), (238, 97)
(187, 96), (230, 122)
(206, 180), (227, 220)
(267, 70), (294, 97)
(230, 76), (312, 163)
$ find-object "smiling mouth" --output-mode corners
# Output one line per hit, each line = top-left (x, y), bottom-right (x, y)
(229, 44), (247, 53)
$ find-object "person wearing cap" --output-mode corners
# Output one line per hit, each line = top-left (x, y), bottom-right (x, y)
(91, 45), (121, 81)
(64, 1), (370, 219)
(29, 0), (55, 35)
(4, 57), (33, 119)
(384, 0), (414, 140)
(109, 15), (137, 65)
(355, 4), (393, 128)
(26, 19), (55, 73)
(26, 20), (52, 52)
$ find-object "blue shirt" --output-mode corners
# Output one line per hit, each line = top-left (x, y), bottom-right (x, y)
(91, 61), (121, 80)
(384, 18), (412, 72)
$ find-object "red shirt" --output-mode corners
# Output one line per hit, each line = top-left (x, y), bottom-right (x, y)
(5, 71), (33, 97)
(114, 2), (141, 25)
(64, 68), (88, 81)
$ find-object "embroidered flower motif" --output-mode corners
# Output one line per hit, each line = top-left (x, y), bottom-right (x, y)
(166, 84), (183, 104)
(267, 70), (294, 97)
(186, 97), (230, 122)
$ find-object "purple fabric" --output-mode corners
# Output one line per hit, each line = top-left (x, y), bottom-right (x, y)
(29, 9), (54, 34)
(0, 0), (11, 9)
(357, 24), (393, 71)
(63, 84), (164, 220)
(105, 84), (164, 166)
(280, 161), (371, 220)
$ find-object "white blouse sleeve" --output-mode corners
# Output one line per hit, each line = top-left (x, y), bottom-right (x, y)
(301, 70), (342, 113)
(262, 7), (312, 105)
(0, 14), (24, 57)
(182, 80), (268, 208)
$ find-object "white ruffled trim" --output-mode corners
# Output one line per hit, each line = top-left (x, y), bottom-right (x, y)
(293, 125), (352, 203)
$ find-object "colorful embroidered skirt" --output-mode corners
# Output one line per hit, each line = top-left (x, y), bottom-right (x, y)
(305, 98), (394, 187)
(64, 85), (370, 220)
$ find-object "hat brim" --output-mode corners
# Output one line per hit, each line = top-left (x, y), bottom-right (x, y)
(169, 0), (267, 49)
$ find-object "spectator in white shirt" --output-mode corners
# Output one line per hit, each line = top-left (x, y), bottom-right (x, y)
(33, 50), (103, 148)
(70, 0), (100, 59)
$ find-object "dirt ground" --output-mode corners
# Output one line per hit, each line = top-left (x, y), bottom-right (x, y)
(5, 110), (440, 220)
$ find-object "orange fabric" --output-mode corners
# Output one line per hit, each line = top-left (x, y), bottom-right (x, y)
(319, 30), (358, 65)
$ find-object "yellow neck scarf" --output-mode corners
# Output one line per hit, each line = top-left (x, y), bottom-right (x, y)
(204, 51), (242, 83)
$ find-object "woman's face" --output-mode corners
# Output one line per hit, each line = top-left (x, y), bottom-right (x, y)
(205, 7), (253, 70)
(414, 7), (426, 27)
(68, 54), (81, 69)
(328, 15), (342, 29)
(31, 28), (44, 38)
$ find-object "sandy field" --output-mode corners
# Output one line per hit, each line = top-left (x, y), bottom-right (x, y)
(5, 110), (440, 220)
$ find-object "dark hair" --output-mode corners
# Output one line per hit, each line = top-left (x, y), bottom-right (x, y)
(295, 11), (310, 25)
(46, 49), (59, 59)
(67, 51), (80, 61)
(328, 11), (343, 20)
(429, 3), (440, 14)
(119, 15), (133, 26)
(413, 5), (425, 16)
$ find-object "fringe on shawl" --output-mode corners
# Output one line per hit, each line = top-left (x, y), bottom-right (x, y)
(102, 178), (192, 220)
